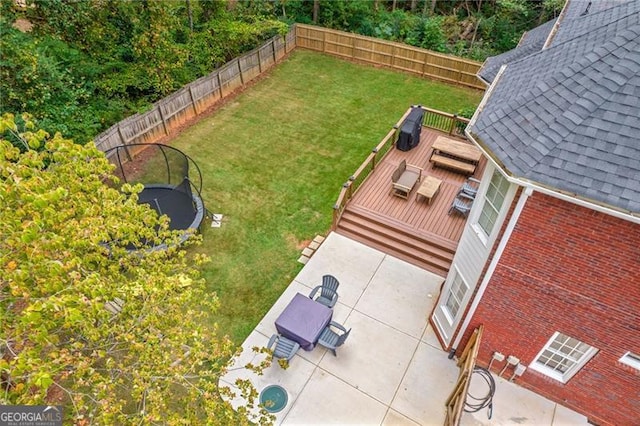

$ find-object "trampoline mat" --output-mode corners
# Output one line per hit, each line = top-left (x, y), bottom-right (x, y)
(139, 187), (196, 231)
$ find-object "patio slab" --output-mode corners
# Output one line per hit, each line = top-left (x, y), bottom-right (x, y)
(294, 232), (385, 308)
(391, 341), (458, 425)
(283, 368), (388, 425)
(355, 255), (443, 339)
(460, 373), (589, 426)
(219, 330), (317, 423)
(382, 409), (421, 426)
(319, 309), (418, 405)
(221, 232), (590, 426)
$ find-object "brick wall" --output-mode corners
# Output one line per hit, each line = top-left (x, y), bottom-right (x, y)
(460, 192), (640, 425)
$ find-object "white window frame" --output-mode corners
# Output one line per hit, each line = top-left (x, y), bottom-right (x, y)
(442, 269), (470, 324)
(530, 331), (598, 383)
(619, 352), (640, 371)
(475, 168), (510, 239)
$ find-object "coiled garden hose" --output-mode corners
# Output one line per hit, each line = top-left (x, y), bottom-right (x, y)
(464, 366), (496, 419)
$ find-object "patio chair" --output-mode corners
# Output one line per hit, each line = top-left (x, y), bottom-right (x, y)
(391, 159), (422, 199)
(309, 274), (340, 308)
(317, 321), (351, 356)
(448, 193), (475, 217)
(267, 334), (300, 362)
(458, 177), (481, 199)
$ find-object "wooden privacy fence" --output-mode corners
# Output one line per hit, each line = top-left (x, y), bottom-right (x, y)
(331, 106), (470, 230)
(444, 325), (484, 426)
(94, 29), (296, 155)
(295, 24), (484, 90)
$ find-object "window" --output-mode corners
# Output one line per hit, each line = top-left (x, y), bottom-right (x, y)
(477, 169), (510, 237)
(444, 271), (469, 321)
(531, 332), (598, 383)
(619, 352), (640, 371)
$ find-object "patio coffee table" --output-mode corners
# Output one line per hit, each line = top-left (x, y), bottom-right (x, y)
(416, 176), (442, 205)
(275, 293), (332, 351)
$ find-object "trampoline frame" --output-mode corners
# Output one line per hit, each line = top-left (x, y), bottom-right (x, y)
(104, 143), (206, 251)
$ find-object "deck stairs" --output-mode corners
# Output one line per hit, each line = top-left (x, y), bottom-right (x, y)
(335, 205), (456, 277)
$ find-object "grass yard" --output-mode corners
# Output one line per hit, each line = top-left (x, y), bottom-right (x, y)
(166, 49), (483, 343)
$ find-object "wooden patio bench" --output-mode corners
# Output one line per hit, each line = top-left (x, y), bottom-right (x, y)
(430, 154), (477, 175)
(429, 136), (482, 175)
(391, 159), (422, 199)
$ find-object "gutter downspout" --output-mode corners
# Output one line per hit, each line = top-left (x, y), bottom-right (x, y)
(452, 186), (533, 350)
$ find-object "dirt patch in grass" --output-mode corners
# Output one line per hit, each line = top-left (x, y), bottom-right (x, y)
(284, 233), (310, 251)
(12, 18), (33, 32)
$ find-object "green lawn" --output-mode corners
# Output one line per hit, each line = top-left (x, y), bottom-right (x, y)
(168, 50), (483, 343)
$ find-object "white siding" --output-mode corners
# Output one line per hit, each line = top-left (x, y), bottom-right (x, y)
(432, 163), (518, 345)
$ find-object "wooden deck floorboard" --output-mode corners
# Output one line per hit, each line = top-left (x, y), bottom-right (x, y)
(345, 127), (486, 251)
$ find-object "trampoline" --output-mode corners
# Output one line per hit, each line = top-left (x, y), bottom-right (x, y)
(105, 143), (205, 250)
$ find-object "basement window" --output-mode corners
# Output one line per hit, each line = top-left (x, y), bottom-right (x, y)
(530, 332), (598, 383)
(619, 352), (640, 371)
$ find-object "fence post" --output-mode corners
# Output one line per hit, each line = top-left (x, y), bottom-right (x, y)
(449, 114), (458, 136)
(285, 30), (288, 53)
(272, 38), (277, 63)
(421, 52), (428, 77)
(322, 28), (326, 52)
(237, 58), (245, 85)
(188, 86), (198, 115)
(156, 105), (170, 135)
(351, 34), (356, 59)
(371, 147), (379, 170)
(117, 126), (132, 160)
(216, 72), (223, 99)
(332, 205), (339, 231)
(257, 48), (263, 74)
(391, 45), (396, 68)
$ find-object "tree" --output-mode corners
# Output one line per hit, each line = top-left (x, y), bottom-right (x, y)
(0, 114), (270, 424)
(313, 0), (319, 23)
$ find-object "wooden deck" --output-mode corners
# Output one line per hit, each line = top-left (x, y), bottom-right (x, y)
(335, 127), (486, 276)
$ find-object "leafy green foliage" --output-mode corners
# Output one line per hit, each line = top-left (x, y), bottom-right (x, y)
(0, 114), (269, 424)
(407, 15), (447, 52)
(1, 1), (290, 143)
(0, 19), (110, 144)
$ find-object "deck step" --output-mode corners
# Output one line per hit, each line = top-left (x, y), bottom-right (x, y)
(336, 206), (456, 276)
(338, 214), (454, 263)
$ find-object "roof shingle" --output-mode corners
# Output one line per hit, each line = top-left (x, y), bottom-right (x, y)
(469, 1), (640, 214)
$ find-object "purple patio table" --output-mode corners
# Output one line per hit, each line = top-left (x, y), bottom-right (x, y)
(275, 293), (332, 351)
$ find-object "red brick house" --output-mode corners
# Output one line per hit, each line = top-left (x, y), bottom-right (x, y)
(429, 1), (640, 424)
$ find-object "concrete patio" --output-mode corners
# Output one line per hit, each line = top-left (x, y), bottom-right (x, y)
(219, 232), (589, 425)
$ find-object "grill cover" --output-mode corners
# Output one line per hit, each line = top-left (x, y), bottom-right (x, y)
(396, 106), (424, 152)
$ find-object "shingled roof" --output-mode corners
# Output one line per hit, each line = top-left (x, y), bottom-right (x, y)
(468, 0), (640, 214)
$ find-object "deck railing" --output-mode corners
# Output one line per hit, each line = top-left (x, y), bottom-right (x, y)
(331, 106), (471, 230)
